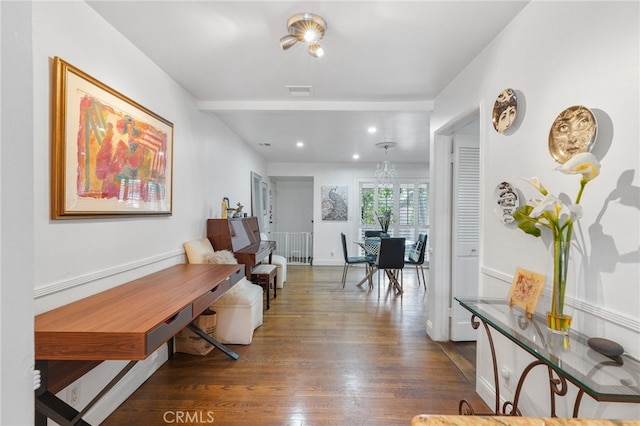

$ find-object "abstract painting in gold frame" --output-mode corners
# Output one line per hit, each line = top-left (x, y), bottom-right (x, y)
(51, 57), (173, 219)
(508, 267), (545, 318)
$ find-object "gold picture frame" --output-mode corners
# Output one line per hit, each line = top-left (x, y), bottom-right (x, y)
(51, 57), (173, 219)
(508, 267), (545, 318)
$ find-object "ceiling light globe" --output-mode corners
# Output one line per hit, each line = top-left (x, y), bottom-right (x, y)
(304, 29), (319, 43)
(308, 43), (325, 58)
(282, 13), (327, 56)
(280, 35), (297, 50)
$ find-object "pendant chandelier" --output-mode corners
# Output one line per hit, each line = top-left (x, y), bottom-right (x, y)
(375, 142), (397, 183)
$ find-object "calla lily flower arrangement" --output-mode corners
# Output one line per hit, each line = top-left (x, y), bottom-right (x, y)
(376, 210), (392, 234)
(512, 152), (601, 332)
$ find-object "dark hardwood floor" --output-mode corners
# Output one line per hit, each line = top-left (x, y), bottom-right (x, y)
(103, 265), (488, 425)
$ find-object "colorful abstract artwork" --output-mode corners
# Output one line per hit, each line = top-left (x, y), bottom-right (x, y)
(51, 57), (173, 218)
(76, 96), (168, 203)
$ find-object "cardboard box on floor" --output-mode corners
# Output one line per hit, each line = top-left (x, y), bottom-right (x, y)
(175, 309), (217, 356)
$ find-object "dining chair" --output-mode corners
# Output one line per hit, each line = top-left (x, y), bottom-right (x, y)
(364, 230), (383, 238)
(340, 233), (374, 288)
(365, 230), (391, 238)
(405, 233), (428, 290)
(375, 237), (406, 296)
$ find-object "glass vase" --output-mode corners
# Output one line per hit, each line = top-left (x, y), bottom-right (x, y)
(546, 239), (572, 334)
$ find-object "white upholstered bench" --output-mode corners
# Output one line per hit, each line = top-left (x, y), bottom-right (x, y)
(183, 238), (263, 345)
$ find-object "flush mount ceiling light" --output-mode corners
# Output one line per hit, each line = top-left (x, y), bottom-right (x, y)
(375, 142), (398, 183)
(279, 13), (327, 58)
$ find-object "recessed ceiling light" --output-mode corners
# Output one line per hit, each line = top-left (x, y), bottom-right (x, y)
(368, 127), (377, 134)
(296, 141), (304, 147)
(352, 154), (360, 160)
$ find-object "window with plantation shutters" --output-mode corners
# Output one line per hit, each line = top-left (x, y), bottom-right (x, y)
(357, 178), (429, 256)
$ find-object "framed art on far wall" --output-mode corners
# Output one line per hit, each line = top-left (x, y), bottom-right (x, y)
(50, 57), (174, 219)
(321, 186), (348, 221)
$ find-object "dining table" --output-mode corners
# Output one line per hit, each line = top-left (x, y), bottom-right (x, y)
(357, 237), (381, 256)
(353, 238), (379, 288)
(353, 237), (411, 292)
(356, 237), (415, 258)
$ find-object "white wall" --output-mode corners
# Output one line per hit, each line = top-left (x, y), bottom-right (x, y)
(1, 2), (267, 424)
(269, 162), (429, 266)
(5, 0), (636, 423)
(430, 1), (639, 419)
(1, 2), (36, 425)
(32, 2), (266, 313)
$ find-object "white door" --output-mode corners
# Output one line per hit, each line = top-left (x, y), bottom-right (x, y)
(450, 134), (480, 341)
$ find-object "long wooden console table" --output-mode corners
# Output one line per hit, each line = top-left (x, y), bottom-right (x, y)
(35, 263), (244, 426)
(455, 298), (640, 418)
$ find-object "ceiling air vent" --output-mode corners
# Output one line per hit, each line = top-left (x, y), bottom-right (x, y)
(258, 142), (271, 147)
(285, 85), (312, 97)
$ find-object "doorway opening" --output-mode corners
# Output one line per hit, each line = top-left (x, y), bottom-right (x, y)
(427, 107), (481, 343)
(269, 176), (314, 265)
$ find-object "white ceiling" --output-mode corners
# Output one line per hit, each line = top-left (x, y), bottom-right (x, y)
(87, 1), (529, 164)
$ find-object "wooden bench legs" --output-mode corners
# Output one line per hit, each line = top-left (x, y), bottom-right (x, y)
(251, 264), (277, 310)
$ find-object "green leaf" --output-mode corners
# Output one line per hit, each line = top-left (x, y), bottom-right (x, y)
(513, 205), (542, 238)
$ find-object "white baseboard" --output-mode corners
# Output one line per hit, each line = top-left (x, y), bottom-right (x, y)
(425, 319), (434, 338)
(313, 259), (348, 266)
(476, 375), (501, 414)
(88, 345), (168, 424)
(55, 345), (169, 425)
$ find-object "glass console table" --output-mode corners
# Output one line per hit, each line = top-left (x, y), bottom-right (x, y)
(455, 298), (640, 418)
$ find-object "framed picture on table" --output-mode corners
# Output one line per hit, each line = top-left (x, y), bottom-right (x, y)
(50, 57), (173, 219)
(508, 267), (545, 318)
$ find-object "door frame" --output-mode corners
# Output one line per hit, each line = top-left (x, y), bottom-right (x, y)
(251, 171), (267, 233)
(426, 106), (481, 342)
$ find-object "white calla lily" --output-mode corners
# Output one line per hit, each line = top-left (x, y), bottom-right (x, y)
(558, 203), (583, 228)
(556, 152), (601, 182)
(512, 146), (601, 331)
(514, 147), (600, 241)
(529, 194), (560, 218)
(567, 203), (583, 221)
(522, 177), (548, 195)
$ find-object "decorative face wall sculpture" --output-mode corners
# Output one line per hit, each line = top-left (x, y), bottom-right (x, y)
(492, 88), (518, 134)
(548, 105), (597, 164)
